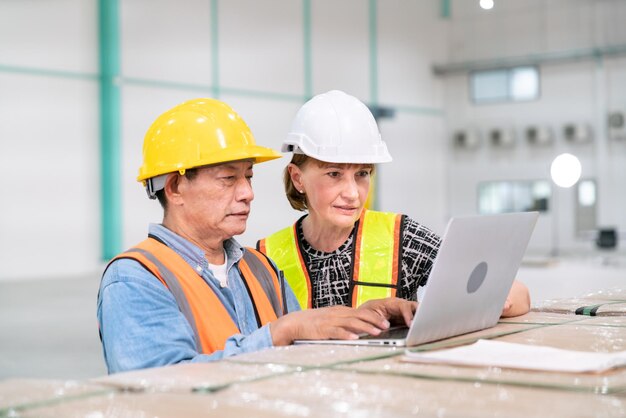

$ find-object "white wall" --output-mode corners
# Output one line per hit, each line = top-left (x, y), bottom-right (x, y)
(1, 0), (624, 282)
(0, 0), (447, 280)
(377, 0), (448, 234)
(444, 0), (626, 254)
(0, 0), (100, 280)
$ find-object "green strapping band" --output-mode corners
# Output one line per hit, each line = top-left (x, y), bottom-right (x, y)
(576, 301), (625, 316)
(584, 305), (601, 316)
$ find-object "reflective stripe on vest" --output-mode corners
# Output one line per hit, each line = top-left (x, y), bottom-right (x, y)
(259, 210), (402, 309)
(258, 224), (312, 310)
(351, 210), (403, 307)
(109, 238), (283, 354)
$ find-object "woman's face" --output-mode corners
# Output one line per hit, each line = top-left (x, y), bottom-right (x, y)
(290, 160), (372, 230)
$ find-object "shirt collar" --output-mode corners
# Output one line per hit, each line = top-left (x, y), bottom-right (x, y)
(148, 223), (245, 271)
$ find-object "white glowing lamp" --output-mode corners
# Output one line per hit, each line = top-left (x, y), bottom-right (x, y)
(480, 0), (494, 10)
(550, 153), (582, 188)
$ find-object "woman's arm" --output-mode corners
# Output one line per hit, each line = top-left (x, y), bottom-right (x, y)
(501, 280), (531, 317)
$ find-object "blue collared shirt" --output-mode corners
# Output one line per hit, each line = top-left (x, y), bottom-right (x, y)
(97, 224), (301, 374)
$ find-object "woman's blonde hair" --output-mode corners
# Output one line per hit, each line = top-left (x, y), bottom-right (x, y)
(283, 154), (375, 212)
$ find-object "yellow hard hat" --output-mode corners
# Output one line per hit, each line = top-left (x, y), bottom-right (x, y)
(137, 98), (282, 185)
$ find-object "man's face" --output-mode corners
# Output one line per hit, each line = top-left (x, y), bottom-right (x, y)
(177, 160), (254, 242)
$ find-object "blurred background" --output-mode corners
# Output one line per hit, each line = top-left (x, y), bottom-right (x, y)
(0, 0), (624, 379)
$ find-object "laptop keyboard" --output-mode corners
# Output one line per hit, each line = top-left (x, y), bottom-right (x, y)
(360, 325), (409, 340)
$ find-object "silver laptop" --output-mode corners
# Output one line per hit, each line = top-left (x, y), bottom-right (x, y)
(294, 211), (539, 347)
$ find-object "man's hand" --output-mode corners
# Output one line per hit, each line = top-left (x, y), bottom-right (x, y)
(270, 306), (391, 346)
(358, 297), (417, 327)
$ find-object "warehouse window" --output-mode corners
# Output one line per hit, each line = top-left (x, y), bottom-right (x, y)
(576, 179), (597, 234)
(478, 180), (550, 214)
(470, 66), (539, 104)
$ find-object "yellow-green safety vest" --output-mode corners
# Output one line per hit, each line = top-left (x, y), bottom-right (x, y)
(258, 210), (403, 309)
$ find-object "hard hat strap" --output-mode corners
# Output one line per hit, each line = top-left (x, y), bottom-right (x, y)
(146, 174), (168, 200)
(288, 144), (305, 155)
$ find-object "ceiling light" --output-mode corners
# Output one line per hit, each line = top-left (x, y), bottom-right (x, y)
(550, 153), (582, 188)
(480, 0), (494, 10)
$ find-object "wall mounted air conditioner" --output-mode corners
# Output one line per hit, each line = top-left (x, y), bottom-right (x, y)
(525, 125), (554, 146)
(563, 122), (593, 143)
(608, 111), (625, 141)
(488, 127), (515, 148)
(452, 129), (481, 149)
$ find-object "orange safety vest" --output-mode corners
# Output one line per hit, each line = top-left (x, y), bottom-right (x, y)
(258, 210), (404, 308)
(108, 237), (285, 354)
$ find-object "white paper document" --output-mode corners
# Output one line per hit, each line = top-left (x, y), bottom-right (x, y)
(403, 339), (626, 373)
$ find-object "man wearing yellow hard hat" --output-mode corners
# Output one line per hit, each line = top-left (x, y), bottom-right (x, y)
(97, 98), (415, 373)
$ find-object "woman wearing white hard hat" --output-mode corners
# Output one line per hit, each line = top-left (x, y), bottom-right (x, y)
(258, 90), (529, 317)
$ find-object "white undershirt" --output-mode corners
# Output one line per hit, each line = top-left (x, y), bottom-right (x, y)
(208, 250), (228, 288)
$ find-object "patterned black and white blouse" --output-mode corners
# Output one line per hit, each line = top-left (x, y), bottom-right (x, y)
(295, 215), (441, 308)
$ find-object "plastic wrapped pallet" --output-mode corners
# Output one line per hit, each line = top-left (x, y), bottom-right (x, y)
(498, 311), (582, 325)
(533, 298), (626, 316)
(496, 323), (626, 352)
(534, 288), (626, 317)
(215, 369), (626, 417)
(338, 353), (626, 394)
(576, 316), (626, 327)
(585, 288), (626, 301)
(13, 370), (626, 417)
(9, 391), (277, 418)
(92, 362), (295, 393)
(225, 343), (399, 367)
(0, 379), (112, 416)
(408, 322), (540, 353)
(225, 322), (538, 368)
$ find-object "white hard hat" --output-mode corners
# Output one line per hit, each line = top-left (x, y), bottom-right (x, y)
(282, 90), (392, 163)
